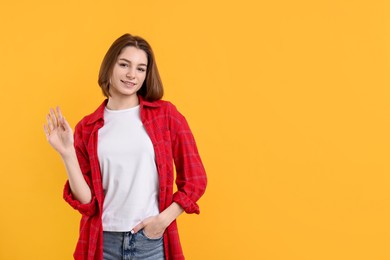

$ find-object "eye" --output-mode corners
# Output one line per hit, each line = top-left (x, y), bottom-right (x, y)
(119, 63), (128, 67)
(138, 68), (146, 72)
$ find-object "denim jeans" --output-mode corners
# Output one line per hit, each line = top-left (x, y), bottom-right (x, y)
(103, 230), (165, 260)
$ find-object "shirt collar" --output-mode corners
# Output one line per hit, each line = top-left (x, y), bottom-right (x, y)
(139, 95), (161, 108)
(85, 95), (161, 125)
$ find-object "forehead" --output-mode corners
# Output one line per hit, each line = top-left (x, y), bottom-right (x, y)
(118, 46), (148, 64)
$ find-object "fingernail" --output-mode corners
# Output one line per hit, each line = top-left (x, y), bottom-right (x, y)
(130, 230), (134, 234)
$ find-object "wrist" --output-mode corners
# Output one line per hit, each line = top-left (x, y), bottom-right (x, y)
(159, 202), (184, 227)
(60, 147), (77, 161)
(157, 213), (171, 229)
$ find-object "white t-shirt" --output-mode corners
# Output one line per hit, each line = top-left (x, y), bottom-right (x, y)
(97, 105), (159, 231)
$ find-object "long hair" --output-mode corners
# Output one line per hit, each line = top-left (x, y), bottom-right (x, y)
(98, 33), (164, 101)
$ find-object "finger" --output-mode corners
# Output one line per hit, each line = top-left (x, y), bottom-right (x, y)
(43, 124), (50, 140)
(47, 114), (54, 131)
(56, 107), (72, 131)
(56, 106), (63, 122)
(61, 116), (72, 131)
(50, 108), (58, 127)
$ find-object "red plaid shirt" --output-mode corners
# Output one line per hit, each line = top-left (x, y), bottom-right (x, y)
(63, 96), (207, 260)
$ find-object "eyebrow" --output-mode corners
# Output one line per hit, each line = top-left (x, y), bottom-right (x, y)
(119, 58), (147, 67)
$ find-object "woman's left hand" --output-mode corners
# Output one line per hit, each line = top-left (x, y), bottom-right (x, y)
(132, 215), (167, 239)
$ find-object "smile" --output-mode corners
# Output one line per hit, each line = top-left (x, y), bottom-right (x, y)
(121, 80), (136, 87)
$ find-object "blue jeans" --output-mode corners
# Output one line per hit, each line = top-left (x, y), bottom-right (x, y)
(103, 230), (165, 260)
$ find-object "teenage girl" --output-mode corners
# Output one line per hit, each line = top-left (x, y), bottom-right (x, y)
(44, 33), (207, 260)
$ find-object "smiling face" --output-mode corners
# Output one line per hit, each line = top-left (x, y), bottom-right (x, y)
(108, 46), (148, 108)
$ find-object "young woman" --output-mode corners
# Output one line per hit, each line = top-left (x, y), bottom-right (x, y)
(44, 33), (207, 260)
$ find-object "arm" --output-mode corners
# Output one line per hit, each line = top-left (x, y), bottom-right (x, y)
(132, 104), (207, 237)
(60, 149), (92, 204)
(170, 105), (207, 214)
(44, 107), (92, 204)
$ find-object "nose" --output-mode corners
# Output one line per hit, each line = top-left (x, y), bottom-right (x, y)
(126, 68), (135, 79)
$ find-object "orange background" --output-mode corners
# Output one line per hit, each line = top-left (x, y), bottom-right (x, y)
(0, 1), (389, 259)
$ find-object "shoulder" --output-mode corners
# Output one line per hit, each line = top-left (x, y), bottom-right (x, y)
(141, 99), (190, 129)
(75, 100), (106, 131)
(143, 99), (184, 118)
(142, 98), (173, 109)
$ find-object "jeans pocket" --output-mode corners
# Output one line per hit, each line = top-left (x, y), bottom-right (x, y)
(140, 229), (163, 241)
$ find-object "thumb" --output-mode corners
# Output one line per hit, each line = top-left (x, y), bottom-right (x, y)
(131, 222), (145, 234)
(62, 117), (72, 131)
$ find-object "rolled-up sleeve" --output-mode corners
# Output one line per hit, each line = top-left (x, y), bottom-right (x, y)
(63, 181), (97, 216)
(169, 104), (207, 214)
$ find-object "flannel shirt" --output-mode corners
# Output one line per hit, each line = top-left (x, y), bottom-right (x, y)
(63, 96), (207, 260)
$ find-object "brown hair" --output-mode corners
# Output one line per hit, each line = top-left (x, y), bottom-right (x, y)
(98, 33), (164, 101)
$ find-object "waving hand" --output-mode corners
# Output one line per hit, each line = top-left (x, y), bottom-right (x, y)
(44, 107), (74, 157)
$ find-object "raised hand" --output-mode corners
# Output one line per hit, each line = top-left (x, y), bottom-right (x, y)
(44, 107), (74, 157)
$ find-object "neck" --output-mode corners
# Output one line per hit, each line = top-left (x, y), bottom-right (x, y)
(106, 95), (140, 110)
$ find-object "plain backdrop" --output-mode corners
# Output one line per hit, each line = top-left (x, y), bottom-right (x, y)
(0, 0), (389, 259)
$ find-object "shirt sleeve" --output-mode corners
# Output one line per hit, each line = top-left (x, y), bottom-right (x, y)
(169, 104), (207, 214)
(63, 121), (98, 217)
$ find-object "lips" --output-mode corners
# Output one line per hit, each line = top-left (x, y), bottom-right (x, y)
(121, 80), (136, 87)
